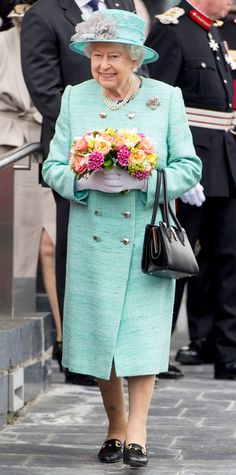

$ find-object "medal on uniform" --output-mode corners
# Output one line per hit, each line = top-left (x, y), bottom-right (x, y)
(222, 41), (236, 70)
(208, 33), (219, 52)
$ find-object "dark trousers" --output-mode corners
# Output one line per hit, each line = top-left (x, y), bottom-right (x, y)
(53, 190), (70, 322)
(173, 197), (236, 364)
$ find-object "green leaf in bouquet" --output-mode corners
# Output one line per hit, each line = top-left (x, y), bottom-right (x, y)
(103, 158), (113, 169)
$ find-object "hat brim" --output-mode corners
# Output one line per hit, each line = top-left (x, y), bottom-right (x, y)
(69, 39), (159, 64)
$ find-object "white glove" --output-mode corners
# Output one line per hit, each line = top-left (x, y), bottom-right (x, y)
(76, 168), (147, 193)
(76, 168), (122, 193)
(180, 183), (206, 207)
(116, 168), (147, 192)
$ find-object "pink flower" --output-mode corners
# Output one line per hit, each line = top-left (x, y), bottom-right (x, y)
(140, 138), (154, 154)
(137, 132), (145, 140)
(75, 164), (88, 175)
(134, 170), (150, 180)
(116, 145), (131, 167)
(74, 137), (88, 152)
(71, 154), (88, 175)
(87, 151), (104, 170)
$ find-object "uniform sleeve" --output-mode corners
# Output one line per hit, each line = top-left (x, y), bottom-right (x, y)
(141, 87), (202, 207)
(42, 86), (89, 205)
(21, 8), (62, 125)
(145, 21), (182, 85)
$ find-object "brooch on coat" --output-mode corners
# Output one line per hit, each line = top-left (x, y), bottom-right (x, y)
(146, 97), (160, 110)
(155, 7), (185, 25)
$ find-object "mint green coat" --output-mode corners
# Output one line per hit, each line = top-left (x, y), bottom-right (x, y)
(43, 78), (201, 379)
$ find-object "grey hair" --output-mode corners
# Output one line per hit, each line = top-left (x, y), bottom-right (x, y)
(84, 43), (145, 69)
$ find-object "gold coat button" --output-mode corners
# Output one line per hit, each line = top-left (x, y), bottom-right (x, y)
(95, 210), (102, 216)
(93, 235), (101, 241)
(121, 238), (130, 245)
(122, 211), (131, 218)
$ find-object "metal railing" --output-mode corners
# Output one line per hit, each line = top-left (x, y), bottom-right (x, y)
(0, 143), (43, 317)
(0, 142), (43, 170)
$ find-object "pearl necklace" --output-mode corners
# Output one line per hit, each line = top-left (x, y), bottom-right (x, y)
(102, 76), (141, 110)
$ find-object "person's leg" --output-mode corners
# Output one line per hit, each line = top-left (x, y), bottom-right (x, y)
(209, 197), (236, 378)
(52, 191), (70, 323)
(97, 366), (127, 442)
(39, 229), (62, 343)
(126, 374), (155, 448)
(172, 201), (203, 332)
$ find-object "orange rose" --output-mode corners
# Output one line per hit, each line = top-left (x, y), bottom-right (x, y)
(94, 139), (112, 155)
(112, 135), (126, 148)
(129, 149), (146, 164)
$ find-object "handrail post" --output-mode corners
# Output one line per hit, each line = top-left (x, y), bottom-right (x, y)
(0, 143), (43, 317)
(0, 165), (14, 316)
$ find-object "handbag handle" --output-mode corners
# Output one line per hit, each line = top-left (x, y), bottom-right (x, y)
(150, 169), (186, 244)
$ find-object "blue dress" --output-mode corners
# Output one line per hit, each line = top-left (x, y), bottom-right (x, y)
(43, 78), (201, 379)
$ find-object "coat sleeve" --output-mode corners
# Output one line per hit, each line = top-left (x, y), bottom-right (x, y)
(21, 8), (62, 125)
(141, 87), (202, 207)
(145, 22), (182, 86)
(42, 85), (89, 205)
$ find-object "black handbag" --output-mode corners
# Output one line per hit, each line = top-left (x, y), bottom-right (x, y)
(141, 169), (199, 279)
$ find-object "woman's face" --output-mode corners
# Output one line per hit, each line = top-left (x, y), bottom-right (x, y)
(90, 42), (137, 93)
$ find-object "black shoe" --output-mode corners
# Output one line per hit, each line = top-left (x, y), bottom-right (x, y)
(175, 340), (214, 365)
(215, 361), (236, 380)
(158, 363), (184, 379)
(98, 439), (124, 463)
(123, 443), (148, 467)
(52, 341), (63, 372)
(65, 370), (97, 386)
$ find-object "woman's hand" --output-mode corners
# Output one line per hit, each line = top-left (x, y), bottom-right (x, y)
(76, 169), (122, 193)
(117, 168), (147, 192)
(76, 168), (147, 193)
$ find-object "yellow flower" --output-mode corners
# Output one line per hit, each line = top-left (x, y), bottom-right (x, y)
(105, 128), (117, 136)
(146, 153), (158, 167)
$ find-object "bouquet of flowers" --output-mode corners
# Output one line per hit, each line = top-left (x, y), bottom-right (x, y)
(69, 128), (158, 180)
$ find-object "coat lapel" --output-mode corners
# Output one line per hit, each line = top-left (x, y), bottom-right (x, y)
(58, 0), (135, 28)
(58, 0), (83, 27)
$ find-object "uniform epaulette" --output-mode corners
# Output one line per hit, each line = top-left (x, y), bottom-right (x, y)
(155, 7), (185, 25)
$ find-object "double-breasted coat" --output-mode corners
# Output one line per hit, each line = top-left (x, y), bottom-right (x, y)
(43, 78), (201, 379)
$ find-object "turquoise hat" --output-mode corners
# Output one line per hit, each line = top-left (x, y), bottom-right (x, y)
(70, 9), (159, 64)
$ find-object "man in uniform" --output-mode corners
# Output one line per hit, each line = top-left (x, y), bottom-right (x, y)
(21, 0), (138, 386)
(174, 2), (236, 368)
(146, 0), (236, 380)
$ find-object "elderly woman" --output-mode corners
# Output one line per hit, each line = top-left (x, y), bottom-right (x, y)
(43, 9), (201, 467)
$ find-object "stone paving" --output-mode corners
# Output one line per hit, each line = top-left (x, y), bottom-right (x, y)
(0, 336), (236, 475)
